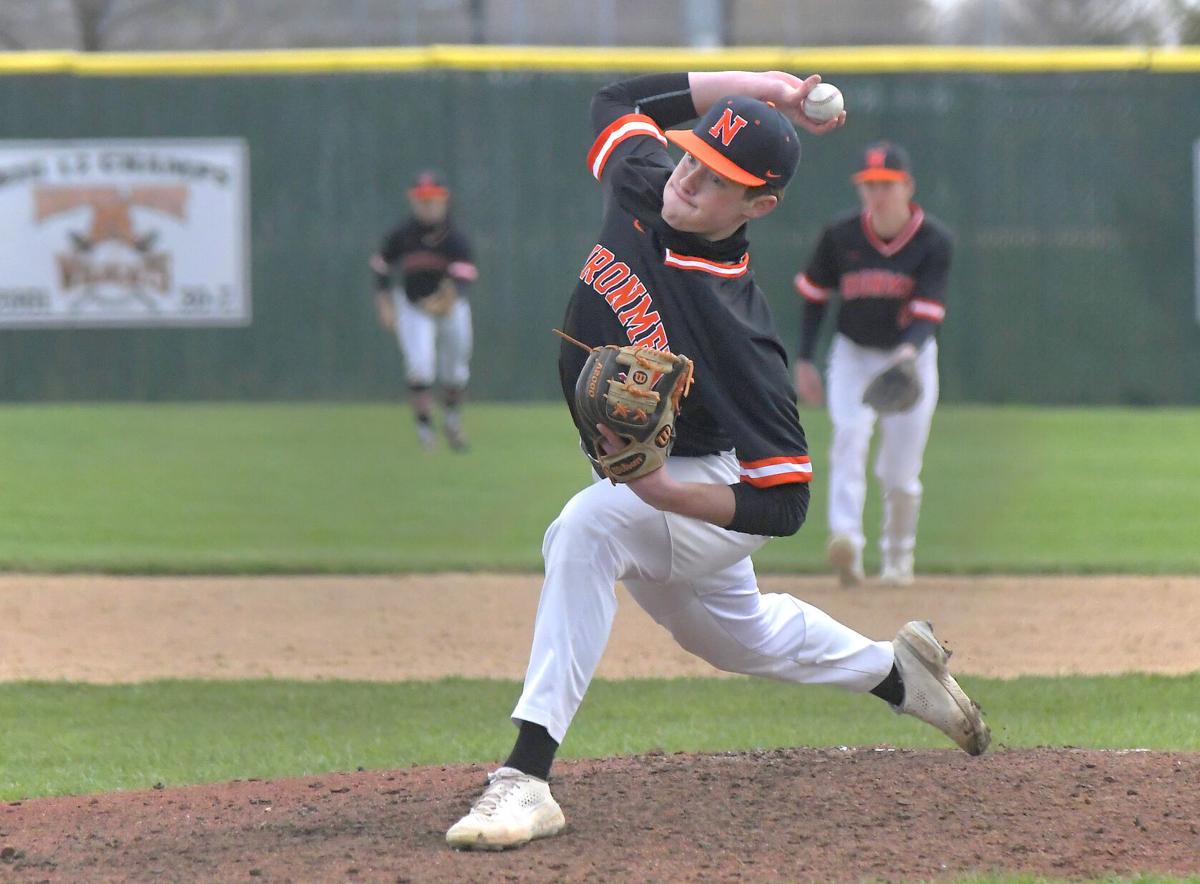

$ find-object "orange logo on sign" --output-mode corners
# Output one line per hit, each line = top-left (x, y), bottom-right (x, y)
(34, 185), (189, 295)
(35, 185), (188, 250)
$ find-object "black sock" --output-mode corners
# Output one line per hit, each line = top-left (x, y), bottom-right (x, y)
(503, 720), (559, 781)
(870, 663), (905, 707)
(415, 412), (433, 428)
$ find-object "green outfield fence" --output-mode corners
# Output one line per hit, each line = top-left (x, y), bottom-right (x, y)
(1, 46), (1199, 403)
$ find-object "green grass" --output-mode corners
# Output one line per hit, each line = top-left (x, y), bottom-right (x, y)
(0, 402), (1197, 574)
(1, 673), (1197, 800)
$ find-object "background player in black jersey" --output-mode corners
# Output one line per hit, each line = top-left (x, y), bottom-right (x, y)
(793, 143), (952, 587)
(369, 171), (479, 452)
(446, 77), (988, 852)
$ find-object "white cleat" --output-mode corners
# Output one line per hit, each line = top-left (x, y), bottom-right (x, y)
(880, 552), (915, 587)
(446, 767), (565, 851)
(893, 620), (991, 756)
(827, 535), (864, 587)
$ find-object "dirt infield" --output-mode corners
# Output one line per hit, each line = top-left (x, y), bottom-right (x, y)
(3, 573), (1200, 681)
(2, 748), (1198, 882)
(2, 573), (1198, 881)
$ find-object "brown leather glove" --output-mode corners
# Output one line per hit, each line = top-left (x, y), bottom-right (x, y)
(568, 338), (694, 483)
(419, 278), (458, 317)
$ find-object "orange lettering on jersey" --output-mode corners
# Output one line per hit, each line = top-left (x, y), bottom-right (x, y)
(617, 293), (662, 341)
(603, 275), (647, 312)
(579, 244), (670, 351)
(841, 269), (914, 301)
(593, 262), (631, 295)
(708, 108), (749, 146)
(579, 245), (614, 285)
(635, 325), (669, 350)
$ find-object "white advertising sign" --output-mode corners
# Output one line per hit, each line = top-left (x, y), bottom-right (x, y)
(0, 139), (249, 327)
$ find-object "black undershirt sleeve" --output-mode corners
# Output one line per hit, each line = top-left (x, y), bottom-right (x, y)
(374, 230), (402, 291)
(727, 481), (810, 537)
(797, 228), (838, 360)
(798, 301), (828, 361)
(591, 73), (697, 133)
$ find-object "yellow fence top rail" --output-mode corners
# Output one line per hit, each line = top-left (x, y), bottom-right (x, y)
(1, 44), (1199, 76)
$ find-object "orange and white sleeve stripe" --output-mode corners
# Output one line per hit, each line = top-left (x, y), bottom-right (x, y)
(908, 297), (946, 323)
(587, 113), (668, 181)
(739, 455), (813, 488)
(793, 272), (831, 305)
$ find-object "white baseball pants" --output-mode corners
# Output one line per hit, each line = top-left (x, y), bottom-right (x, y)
(512, 451), (895, 744)
(394, 291), (472, 388)
(825, 334), (939, 559)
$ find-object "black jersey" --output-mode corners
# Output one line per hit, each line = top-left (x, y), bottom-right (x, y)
(795, 207), (952, 358)
(375, 218), (477, 305)
(559, 74), (812, 501)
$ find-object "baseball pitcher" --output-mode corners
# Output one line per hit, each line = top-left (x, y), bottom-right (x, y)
(445, 74), (988, 852)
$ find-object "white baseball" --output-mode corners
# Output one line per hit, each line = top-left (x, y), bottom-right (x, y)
(803, 83), (844, 123)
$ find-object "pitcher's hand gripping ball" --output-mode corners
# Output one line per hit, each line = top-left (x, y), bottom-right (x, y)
(862, 356), (922, 414)
(802, 82), (844, 124)
(557, 330), (694, 483)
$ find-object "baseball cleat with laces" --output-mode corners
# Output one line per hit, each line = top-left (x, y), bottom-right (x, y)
(446, 767), (565, 850)
(892, 620), (991, 756)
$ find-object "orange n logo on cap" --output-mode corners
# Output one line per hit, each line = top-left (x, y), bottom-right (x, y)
(708, 108), (749, 147)
(866, 148), (887, 168)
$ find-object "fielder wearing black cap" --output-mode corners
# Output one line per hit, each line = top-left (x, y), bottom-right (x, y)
(852, 141), (912, 183)
(794, 136), (954, 591)
(408, 170), (450, 200)
(371, 168), (478, 453)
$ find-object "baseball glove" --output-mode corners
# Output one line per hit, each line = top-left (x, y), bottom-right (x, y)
(419, 277), (458, 317)
(862, 357), (922, 414)
(557, 330), (694, 483)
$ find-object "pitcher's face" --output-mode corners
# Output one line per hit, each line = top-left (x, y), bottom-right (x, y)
(661, 153), (773, 239)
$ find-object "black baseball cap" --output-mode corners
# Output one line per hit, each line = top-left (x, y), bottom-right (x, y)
(409, 170), (449, 199)
(852, 142), (912, 183)
(664, 95), (801, 188)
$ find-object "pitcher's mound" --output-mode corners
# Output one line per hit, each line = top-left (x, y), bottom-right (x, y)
(3, 748), (1198, 881)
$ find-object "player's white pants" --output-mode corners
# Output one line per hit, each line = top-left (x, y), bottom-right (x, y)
(394, 291), (472, 388)
(825, 334), (939, 559)
(511, 452), (895, 744)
